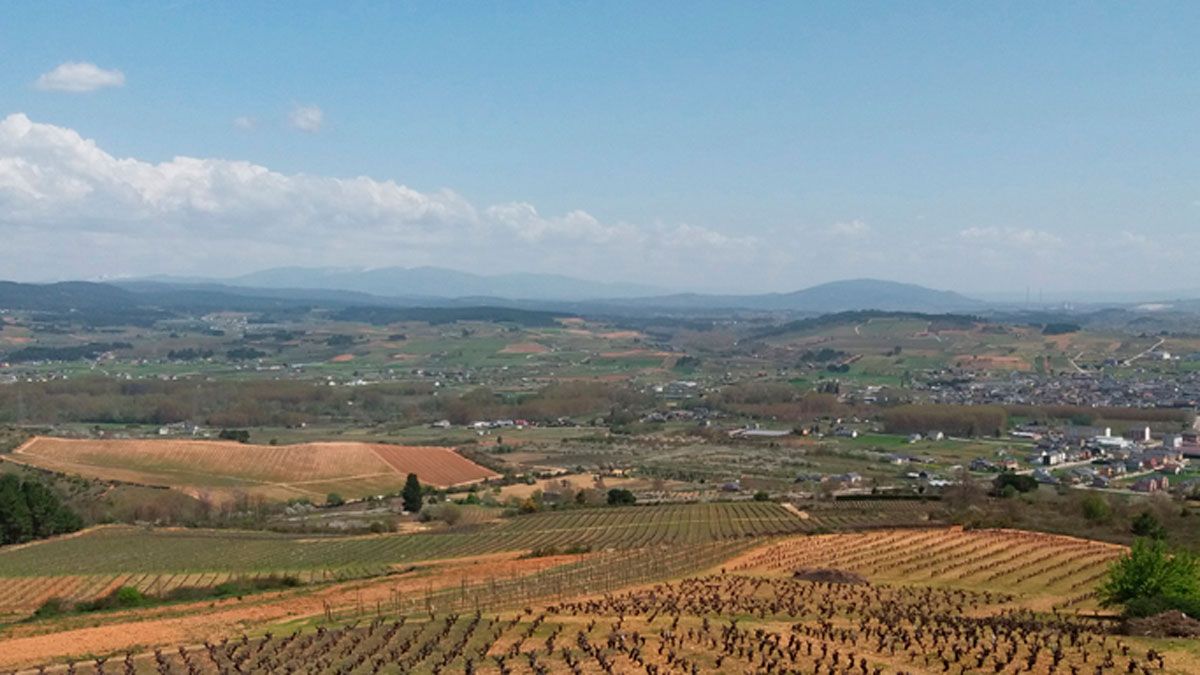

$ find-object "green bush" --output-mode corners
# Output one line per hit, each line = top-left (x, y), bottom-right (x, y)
(993, 473), (1037, 496)
(30, 597), (69, 620)
(607, 488), (636, 506)
(1131, 512), (1166, 540)
(1099, 539), (1200, 618)
(1080, 494), (1112, 524)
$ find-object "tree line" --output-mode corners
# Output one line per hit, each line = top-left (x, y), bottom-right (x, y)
(883, 404), (1007, 437)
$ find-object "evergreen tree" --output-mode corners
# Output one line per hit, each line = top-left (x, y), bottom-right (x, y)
(402, 473), (423, 513)
(0, 474), (80, 545)
(0, 475), (33, 544)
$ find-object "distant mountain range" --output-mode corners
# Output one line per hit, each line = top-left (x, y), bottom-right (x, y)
(145, 266), (666, 303)
(7, 271), (1200, 319)
(130, 266), (985, 313)
(609, 279), (984, 313)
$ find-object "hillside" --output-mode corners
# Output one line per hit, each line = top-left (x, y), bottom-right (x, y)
(222, 266), (666, 301)
(621, 279), (984, 313)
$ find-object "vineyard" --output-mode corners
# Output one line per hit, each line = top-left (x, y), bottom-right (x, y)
(732, 527), (1127, 610)
(14, 572), (1182, 674)
(8, 437), (498, 501)
(0, 502), (936, 620)
(5, 525), (1195, 674)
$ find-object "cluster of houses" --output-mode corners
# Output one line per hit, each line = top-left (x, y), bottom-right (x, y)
(1013, 424), (1194, 493)
(921, 370), (1200, 410)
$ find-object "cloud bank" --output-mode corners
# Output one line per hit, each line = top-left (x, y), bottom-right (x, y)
(0, 113), (755, 284)
(0, 113), (1174, 293)
(34, 62), (126, 93)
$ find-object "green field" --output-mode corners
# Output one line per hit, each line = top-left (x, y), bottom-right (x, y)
(0, 501), (935, 577)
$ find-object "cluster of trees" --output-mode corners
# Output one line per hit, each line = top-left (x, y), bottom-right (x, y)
(883, 404), (1007, 437)
(1002, 404), (1193, 426)
(440, 382), (649, 425)
(3, 341), (133, 363)
(713, 383), (847, 422)
(165, 348), (214, 360)
(992, 473), (1038, 496)
(0, 474), (82, 545)
(798, 348), (848, 363)
(225, 347), (268, 360)
(0, 377), (436, 428)
(217, 429), (251, 443)
(1041, 322), (1081, 335)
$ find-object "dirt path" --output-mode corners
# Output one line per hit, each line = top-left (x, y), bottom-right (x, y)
(0, 552), (584, 670)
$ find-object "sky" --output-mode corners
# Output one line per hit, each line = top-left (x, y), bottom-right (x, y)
(0, 1), (1197, 295)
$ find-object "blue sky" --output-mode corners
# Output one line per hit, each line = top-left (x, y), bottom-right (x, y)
(0, 2), (1197, 294)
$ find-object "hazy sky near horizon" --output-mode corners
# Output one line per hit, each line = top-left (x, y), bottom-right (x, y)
(1, 2), (1197, 294)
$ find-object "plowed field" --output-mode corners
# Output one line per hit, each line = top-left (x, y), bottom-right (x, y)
(9, 437), (498, 502)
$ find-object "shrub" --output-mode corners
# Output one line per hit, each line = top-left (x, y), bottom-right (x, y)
(993, 473), (1037, 496)
(30, 597), (69, 620)
(1081, 493), (1112, 524)
(607, 488), (636, 506)
(422, 502), (463, 526)
(1131, 511), (1167, 540)
(1099, 539), (1200, 618)
(325, 493), (345, 507)
(78, 586), (149, 612)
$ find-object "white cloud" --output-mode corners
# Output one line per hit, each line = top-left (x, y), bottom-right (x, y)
(828, 219), (871, 238)
(288, 105), (324, 132)
(232, 116), (256, 131)
(34, 62), (125, 92)
(959, 226), (1063, 247)
(0, 113), (752, 282)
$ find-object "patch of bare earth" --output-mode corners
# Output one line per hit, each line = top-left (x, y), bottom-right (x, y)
(499, 342), (550, 354)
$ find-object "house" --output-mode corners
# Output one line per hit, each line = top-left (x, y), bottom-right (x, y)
(1034, 448), (1067, 466)
(970, 458), (998, 472)
(1092, 435), (1134, 451)
(907, 433), (923, 444)
(1010, 429), (1043, 441)
(1032, 469), (1058, 484)
(833, 427), (859, 438)
(927, 431), (945, 441)
(1132, 476), (1170, 493)
(1064, 425), (1112, 443)
(1124, 425), (1152, 443)
(1092, 461), (1126, 478)
(729, 427), (791, 439)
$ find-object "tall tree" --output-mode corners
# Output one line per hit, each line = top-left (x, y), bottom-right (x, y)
(402, 473), (423, 513)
